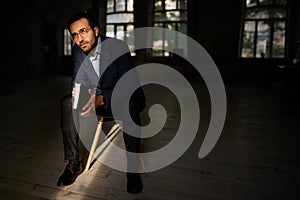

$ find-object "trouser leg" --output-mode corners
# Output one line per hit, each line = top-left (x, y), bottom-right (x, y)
(123, 131), (141, 153)
(60, 94), (81, 161)
(122, 111), (144, 193)
(123, 111), (142, 172)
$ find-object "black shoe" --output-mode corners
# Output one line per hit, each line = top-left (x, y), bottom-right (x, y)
(57, 161), (83, 186)
(127, 173), (143, 194)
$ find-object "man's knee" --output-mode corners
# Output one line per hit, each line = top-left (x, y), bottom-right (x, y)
(60, 94), (77, 133)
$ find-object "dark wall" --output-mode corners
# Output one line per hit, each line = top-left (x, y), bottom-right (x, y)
(1, 0), (93, 84)
(1, 4), (43, 83)
(189, 0), (243, 64)
(289, 0), (300, 58)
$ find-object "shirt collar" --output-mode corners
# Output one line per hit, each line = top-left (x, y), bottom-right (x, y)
(95, 36), (101, 55)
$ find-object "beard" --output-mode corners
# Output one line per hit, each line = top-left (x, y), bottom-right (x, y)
(81, 37), (98, 54)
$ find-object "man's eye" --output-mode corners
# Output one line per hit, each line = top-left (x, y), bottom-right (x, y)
(80, 28), (88, 33)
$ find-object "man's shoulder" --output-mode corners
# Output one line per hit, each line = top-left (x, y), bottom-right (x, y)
(71, 44), (86, 60)
(72, 44), (81, 52)
(101, 36), (128, 48)
(101, 35), (123, 43)
(101, 36), (130, 56)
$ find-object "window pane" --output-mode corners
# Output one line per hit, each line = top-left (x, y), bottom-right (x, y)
(177, 23), (188, 57)
(164, 50), (170, 56)
(242, 21), (255, 58)
(155, 12), (165, 21)
(166, 22), (176, 30)
(64, 29), (72, 56)
(155, 0), (163, 11)
(165, 0), (177, 10)
(256, 21), (271, 58)
(126, 24), (135, 51)
(246, 0), (256, 7)
(163, 23), (175, 56)
(179, 10), (187, 21)
(246, 7), (286, 19)
(127, 0), (134, 11)
(107, 13), (134, 23)
(106, 25), (115, 38)
(246, 8), (270, 19)
(272, 21), (285, 57)
(274, 8), (286, 18)
(155, 11), (186, 21)
(107, 0), (114, 13)
(166, 11), (186, 21)
(165, 23), (176, 51)
(259, 0), (272, 5)
(178, 22), (187, 34)
(276, 0), (287, 5)
(116, 0), (126, 12)
(153, 23), (164, 56)
(116, 26), (124, 40)
(178, 0), (187, 10)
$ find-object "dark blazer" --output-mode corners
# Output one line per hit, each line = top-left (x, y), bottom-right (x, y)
(71, 36), (146, 117)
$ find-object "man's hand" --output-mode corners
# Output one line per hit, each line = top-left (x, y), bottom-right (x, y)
(72, 86), (76, 98)
(81, 89), (104, 117)
(94, 93), (104, 108)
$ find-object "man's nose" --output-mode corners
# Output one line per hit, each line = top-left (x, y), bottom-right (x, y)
(78, 34), (84, 42)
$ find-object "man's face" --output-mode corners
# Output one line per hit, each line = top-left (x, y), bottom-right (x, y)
(69, 18), (99, 53)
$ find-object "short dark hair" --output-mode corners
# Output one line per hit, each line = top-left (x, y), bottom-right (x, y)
(67, 11), (98, 31)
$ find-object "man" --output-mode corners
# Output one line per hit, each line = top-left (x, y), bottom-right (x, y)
(57, 11), (146, 194)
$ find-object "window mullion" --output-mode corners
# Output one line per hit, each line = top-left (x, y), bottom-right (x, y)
(163, 23), (166, 57)
(175, 23), (178, 49)
(269, 20), (274, 58)
(254, 20), (258, 58)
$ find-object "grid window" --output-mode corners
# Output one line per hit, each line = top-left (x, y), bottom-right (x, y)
(240, 0), (287, 58)
(106, 0), (135, 56)
(152, 0), (188, 57)
(63, 29), (73, 56)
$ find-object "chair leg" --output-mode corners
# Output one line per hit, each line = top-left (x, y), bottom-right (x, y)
(84, 116), (104, 171)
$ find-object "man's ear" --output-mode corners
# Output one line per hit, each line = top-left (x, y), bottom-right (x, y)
(94, 26), (100, 37)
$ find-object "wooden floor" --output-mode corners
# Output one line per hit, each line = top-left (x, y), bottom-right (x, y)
(0, 75), (299, 200)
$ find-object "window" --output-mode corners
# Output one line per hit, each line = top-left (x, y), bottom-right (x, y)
(240, 0), (288, 58)
(63, 29), (73, 56)
(152, 0), (188, 57)
(106, 0), (135, 56)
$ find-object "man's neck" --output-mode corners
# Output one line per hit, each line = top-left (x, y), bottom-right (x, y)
(89, 37), (99, 56)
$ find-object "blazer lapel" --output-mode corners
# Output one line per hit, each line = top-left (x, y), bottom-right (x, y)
(99, 36), (111, 83)
(80, 51), (100, 87)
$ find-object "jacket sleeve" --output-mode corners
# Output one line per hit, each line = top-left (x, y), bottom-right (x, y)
(116, 42), (146, 114)
(71, 45), (84, 88)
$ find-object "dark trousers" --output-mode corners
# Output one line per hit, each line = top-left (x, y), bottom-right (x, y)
(60, 94), (141, 164)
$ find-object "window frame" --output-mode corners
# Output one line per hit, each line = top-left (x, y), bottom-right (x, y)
(239, 0), (288, 59)
(63, 28), (73, 56)
(105, 0), (135, 55)
(151, 0), (188, 57)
